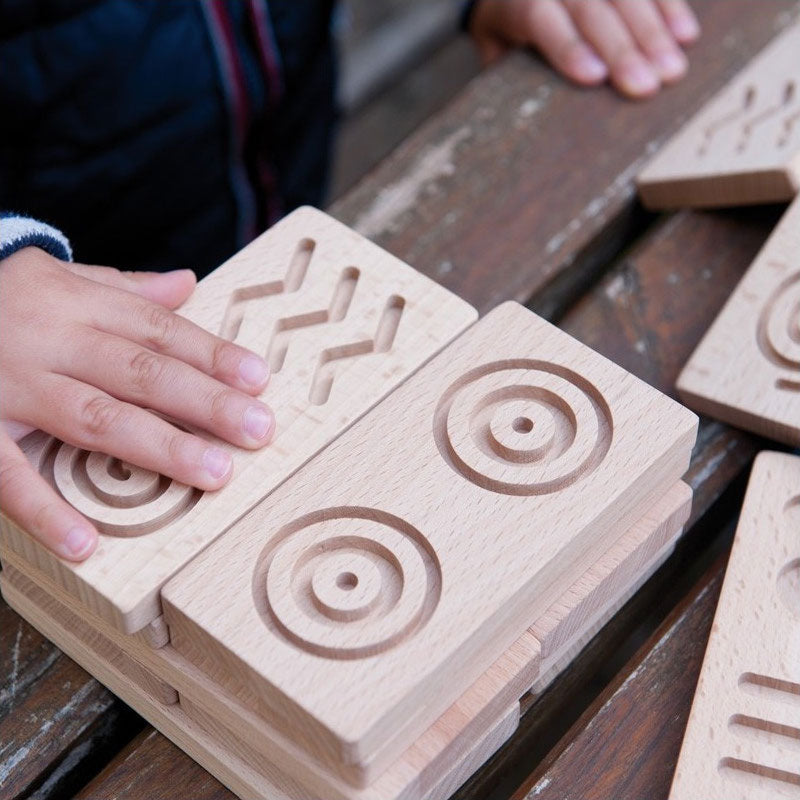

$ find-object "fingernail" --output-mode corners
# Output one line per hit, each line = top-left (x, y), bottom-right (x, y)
(672, 15), (700, 41)
(244, 406), (274, 442)
(239, 354), (270, 388)
(655, 50), (687, 81)
(64, 526), (95, 558)
(622, 61), (659, 96)
(203, 447), (232, 480)
(576, 48), (608, 81)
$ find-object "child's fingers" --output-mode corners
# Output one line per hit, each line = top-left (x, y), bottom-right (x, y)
(0, 430), (98, 561)
(65, 327), (276, 450)
(562, 0), (660, 98)
(26, 375), (236, 492)
(63, 262), (197, 309)
(655, 0), (700, 44)
(525, 0), (609, 85)
(611, 0), (687, 83)
(84, 281), (271, 396)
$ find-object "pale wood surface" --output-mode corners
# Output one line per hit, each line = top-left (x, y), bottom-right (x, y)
(637, 21), (800, 210)
(668, 451), (800, 800)
(0, 570), (518, 800)
(0, 207), (476, 634)
(530, 481), (691, 660)
(677, 196), (800, 445)
(0, 477), (688, 800)
(0, 480), (689, 799)
(161, 301), (697, 770)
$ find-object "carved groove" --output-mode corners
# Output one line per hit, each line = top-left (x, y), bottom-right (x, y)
(718, 758), (800, 795)
(39, 439), (201, 537)
(267, 267), (361, 373)
(739, 672), (800, 706)
(737, 80), (797, 152)
(219, 238), (315, 341)
(698, 85), (757, 155)
(253, 508), (441, 659)
(729, 714), (800, 747)
(697, 79), (800, 156)
(756, 271), (800, 390)
(308, 295), (406, 405)
(433, 360), (613, 495)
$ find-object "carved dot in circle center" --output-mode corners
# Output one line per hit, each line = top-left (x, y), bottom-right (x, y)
(255, 509), (441, 659)
(512, 416), (534, 434)
(434, 360), (613, 495)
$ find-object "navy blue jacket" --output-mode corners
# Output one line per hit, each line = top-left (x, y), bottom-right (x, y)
(0, 0), (336, 276)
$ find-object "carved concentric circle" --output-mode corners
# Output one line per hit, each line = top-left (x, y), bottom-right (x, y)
(434, 360), (613, 495)
(254, 509), (441, 659)
(40, 439), (201, 536)
(757, 272), (800, 373)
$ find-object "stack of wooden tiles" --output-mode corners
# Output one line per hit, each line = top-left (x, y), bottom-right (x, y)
(0, 208), (698, 800)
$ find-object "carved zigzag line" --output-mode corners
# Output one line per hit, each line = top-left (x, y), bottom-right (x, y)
(308, 295), (406, 406)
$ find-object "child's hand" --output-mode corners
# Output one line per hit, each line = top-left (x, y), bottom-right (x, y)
(469, 0), (700, 99)
(0, 247), (275, 561)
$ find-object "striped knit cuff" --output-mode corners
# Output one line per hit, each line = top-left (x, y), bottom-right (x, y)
(0, 213), (73, 262)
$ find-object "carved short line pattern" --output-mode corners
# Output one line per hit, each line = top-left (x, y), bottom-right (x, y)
(780, 109), (800, 147)
(39, 439), (201, 537)
(737, 80), (797, 152)
(739, 672), (800, 707)
(252, 508), (442, 660)
(698, 84), (756, 156)
(729, 714), (800, 749)
(267, 266), (360, 373)
(219, 237), (315, 341)
(433, 360), (613, 495)
(308, 295), (406, 406)
(719, 758), (800, 795)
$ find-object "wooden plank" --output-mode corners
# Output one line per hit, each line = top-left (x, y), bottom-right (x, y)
(511, 551), (728, 800)
(0, 637), (136, 800)
(0, 207), (476, 634)
(558, 205), (785, 525)
(0, 480), (688, 800)
(330, 0), (799, 317)
(668, 452), (800, 800)
(638, 23), (800, 209)
(678, 197), (800, 446)
(162, 302), (696, 770)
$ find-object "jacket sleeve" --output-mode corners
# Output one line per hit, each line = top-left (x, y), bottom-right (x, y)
(0, 213), (73, 262)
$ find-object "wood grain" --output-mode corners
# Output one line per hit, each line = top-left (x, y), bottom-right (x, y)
(1, 477), (688, 800)
(162, 302), (697, 771)
(668, 452), (800, 800)
(0, 206), (476, 634)
(638, 23), (800, 209)
(678, 197), (800, 446)
(330, 0), (799, 317)
(0, 569), (521, 800)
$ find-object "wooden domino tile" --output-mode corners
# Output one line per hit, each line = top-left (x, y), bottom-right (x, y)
(0, 206), (477, 634)
(677, 196), (800, 446)
(637, 21), (800, 209)
(668, 451), (800, 800)
(161, 301), (698, 772)
(0, 477), (689, 800)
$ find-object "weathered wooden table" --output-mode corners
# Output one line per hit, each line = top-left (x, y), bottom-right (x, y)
(2, 1), (797, 797)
